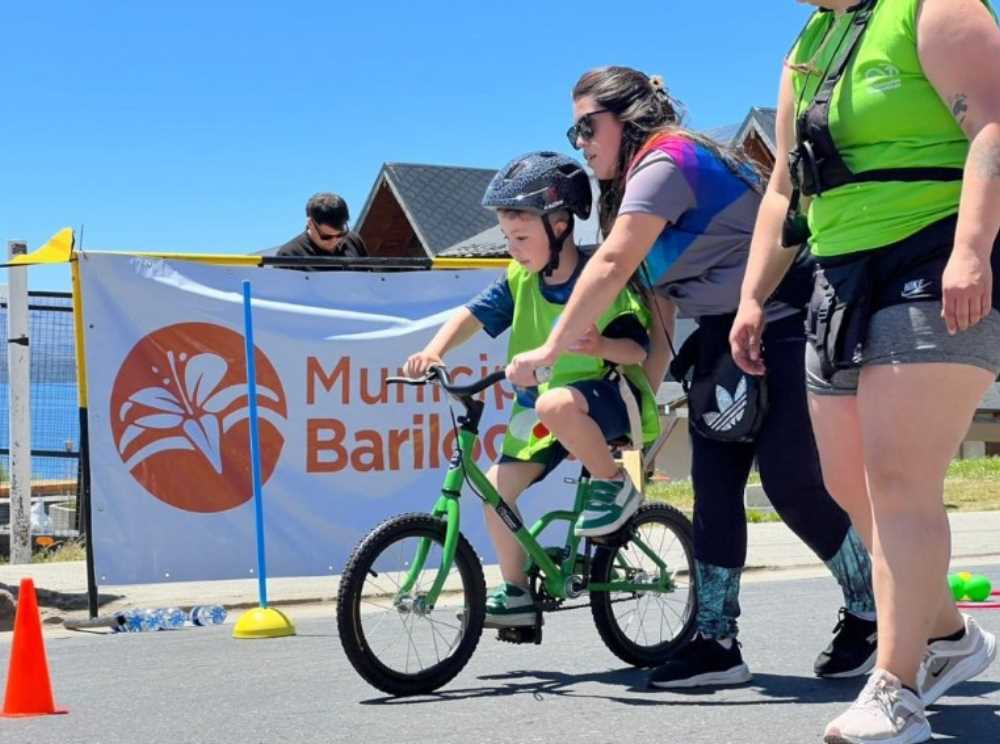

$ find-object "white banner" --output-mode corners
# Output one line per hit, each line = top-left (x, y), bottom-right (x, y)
(81, 254), (577, 584)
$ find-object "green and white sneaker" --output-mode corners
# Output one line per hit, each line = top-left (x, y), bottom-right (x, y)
(574, 474), (642, 537)
(483, 583), (537, 629)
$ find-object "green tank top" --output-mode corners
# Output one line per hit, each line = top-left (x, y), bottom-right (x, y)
(501, 261), (660, 461)
(790, 0), (997, 257)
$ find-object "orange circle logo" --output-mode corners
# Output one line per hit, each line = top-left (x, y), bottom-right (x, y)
(110, 322), (287, 513)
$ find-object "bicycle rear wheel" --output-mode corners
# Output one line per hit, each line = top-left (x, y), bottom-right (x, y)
(336, 513), (486, 696)
(589, 503), (697, 667)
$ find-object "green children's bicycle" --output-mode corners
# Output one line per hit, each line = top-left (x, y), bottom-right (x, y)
(336, 366), (696, 696)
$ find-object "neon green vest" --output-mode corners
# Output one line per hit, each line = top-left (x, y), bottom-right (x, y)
(501, 260), (660, 461)
(790, 0), (997, 257)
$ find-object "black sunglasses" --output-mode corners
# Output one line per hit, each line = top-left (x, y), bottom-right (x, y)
(311, 218), (348, 242)
(566, 109), (610, 149)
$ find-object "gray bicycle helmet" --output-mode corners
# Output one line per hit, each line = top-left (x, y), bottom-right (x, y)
(482, 152), (591, 275)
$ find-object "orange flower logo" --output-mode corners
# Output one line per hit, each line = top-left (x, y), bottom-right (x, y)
(110, 323), (287, 513)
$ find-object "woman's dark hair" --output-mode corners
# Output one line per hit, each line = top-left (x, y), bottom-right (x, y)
(572, 66), (763, 237)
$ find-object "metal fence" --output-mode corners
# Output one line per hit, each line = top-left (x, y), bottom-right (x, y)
(0, 290), (80, 546)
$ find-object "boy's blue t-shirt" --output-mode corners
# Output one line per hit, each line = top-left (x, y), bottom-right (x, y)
(466, 251), (650, 350)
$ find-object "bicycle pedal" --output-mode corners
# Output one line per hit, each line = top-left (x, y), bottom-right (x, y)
(496, 625), (543, 645)
(587, 526), (631, 547)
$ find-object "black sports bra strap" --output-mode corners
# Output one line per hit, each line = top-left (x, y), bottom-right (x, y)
(813, 0), (879, 106)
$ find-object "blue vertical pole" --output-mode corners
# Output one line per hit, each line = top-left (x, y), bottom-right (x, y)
(241, 280), (268, 608)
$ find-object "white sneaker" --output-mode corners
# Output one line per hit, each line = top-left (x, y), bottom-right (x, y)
(482, 583), (537, 629)
(824, 669), (931, 744)
(574, 475), (642, 537)
(918, 613), (997, 706)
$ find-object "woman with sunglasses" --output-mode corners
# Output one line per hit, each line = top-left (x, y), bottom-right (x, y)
(729, 1), (1000, 741)
(506, 65), (876, 690)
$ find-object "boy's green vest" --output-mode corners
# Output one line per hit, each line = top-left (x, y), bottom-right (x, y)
(501, 260), (661, 461)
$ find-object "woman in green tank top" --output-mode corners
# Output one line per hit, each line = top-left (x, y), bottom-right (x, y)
(732, 1), (1000, 741)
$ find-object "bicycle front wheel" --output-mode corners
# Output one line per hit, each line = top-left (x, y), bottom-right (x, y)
(336, 513), (486, 696)
(589, 503), (697, 667)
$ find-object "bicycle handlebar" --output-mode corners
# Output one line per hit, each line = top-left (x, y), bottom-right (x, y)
(386, 365), (553, 397)
(386, 366), (506, 397)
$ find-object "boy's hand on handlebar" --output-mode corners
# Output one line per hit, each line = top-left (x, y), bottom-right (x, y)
(404, 350), (444, 378)
(506, 344), (556, 387)
(730, 300), (766, 375)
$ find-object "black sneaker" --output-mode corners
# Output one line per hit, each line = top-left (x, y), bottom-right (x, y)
(814, 608), (878, 678)
(647, 634), (752, 689)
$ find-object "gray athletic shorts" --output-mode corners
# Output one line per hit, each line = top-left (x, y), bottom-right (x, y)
(807, 302), (1000, 396)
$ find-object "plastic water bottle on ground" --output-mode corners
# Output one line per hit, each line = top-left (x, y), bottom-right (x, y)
(189, 604), (227, 626)
(113, 608), (163, 633)
(155, 607), (187, 630)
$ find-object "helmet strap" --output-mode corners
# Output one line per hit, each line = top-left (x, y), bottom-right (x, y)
(541, 214), (574, 278)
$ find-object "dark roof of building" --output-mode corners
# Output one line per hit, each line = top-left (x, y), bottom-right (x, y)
(356, 162), (500, 257)
(734, 106), (777, 153)
(704, 107), (777, 154)
(436, 224), (508, 258)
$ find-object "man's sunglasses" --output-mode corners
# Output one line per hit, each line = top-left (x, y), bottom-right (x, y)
(566, 109), (611, 149)
(311, 218), (348, 242)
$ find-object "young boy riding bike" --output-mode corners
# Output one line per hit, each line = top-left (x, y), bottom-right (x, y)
(403, 151), (661, 628)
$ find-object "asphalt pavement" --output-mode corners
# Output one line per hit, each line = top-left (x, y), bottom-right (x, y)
(1, 566), (998, 744)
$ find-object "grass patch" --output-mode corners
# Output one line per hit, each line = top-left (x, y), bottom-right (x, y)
(947, 456), (1000, 479)
(645, 479), (781, 522)
(646, 478), (695, 513)
(34, 539), (87, 563)
(746, 510), (783, 523)
(942, 456), (1000, 511)
(648, 456), (1000, 522)
(0, 538), (86, 565)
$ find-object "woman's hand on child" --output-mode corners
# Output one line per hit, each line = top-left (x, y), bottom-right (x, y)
(404, 351), (444, 378)
(569, 324), (604, 357)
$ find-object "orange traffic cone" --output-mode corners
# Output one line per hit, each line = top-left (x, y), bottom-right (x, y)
(1, 578), (67, 717)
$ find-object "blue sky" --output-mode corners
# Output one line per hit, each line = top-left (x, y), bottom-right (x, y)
(1, 1), (814, 291)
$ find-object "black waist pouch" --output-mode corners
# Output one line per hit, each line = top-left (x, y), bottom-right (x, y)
(806, 257), (873, 382)
(670, 314), (768, 443)
(805, 214), (1000, 384)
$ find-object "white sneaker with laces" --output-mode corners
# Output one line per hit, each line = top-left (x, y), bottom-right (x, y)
(918, 613), (997, 706)
(823, 669), (931, 744)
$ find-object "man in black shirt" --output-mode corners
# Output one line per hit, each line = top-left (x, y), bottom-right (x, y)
(273, 192), (368, 265)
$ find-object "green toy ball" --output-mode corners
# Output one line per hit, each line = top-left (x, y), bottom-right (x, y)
(949, 573), (967, 601)
(966, 575), (992, 602)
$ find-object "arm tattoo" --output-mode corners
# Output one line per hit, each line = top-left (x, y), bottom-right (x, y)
(972, 141), (1000, 180)
(950, 93), (969, 126)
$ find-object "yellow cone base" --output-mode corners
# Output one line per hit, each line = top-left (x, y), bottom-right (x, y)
(232, 607), (296, 639)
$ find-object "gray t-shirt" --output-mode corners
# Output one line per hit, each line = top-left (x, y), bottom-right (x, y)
(618, 141), (794, 322)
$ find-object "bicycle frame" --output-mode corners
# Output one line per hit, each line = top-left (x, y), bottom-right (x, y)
(395, 389), (682, 609)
